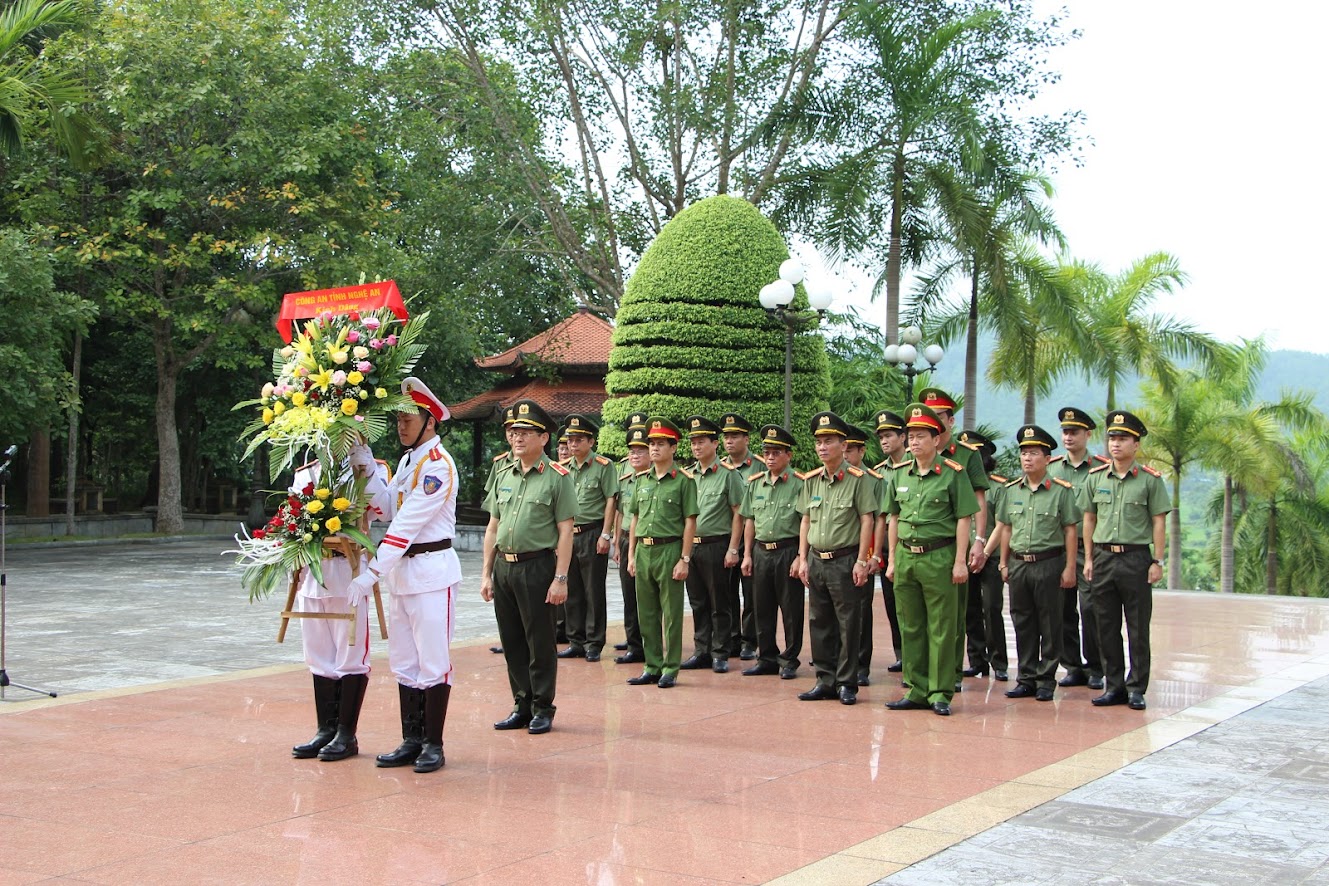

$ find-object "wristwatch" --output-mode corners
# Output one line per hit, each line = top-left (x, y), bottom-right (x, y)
(1151, 558), (1162, 566)
(554, 574), (568, 583)
(600, 531), (613, 541)
(680, 555), (691, 564)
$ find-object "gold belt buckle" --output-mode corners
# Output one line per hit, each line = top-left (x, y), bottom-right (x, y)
(502, 553), (519, 563)
(1019, 553), (1036, 562)
(642, 537), (655, 546)
(693, 536), (703, 544)
(906, 544), (924, 554)
(762, 542), (778, 551)
(817, 550), (834, 560)
(1107, 544), (1124, 553)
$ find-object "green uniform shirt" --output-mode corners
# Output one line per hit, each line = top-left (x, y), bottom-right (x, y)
(883, 458), (980, 544)
(1078, 461), (1171, 545)
(873, 458), (911, 515)
(740, 466), (804, 541)
(1051, 453), (1108, 530)
(944, 440), (990, 492)
(997, 476), (1079, 552)
(797, 463), (879, 551)
(691, 460), (743, 537)
(484, 455), (576, 552)
(723, 452), (763, 480)
(483, 451), (513, 496)
(617, 466), (640, 528)
(563, 451), (618, 525)
(629, 465), (699, 537)
(983, 473), (1009, 538)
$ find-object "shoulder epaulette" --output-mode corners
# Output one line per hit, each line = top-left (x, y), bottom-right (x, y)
(1089, 462), (1111, 474)
(679, 467), (695, 479)
(990, 474), (1009, 484)
(1005, 478), (1022, 488)
(558, 457), (572, 466)
(492, 451), (511, 463)
(863, 467), (882, 479)
(619, 469), (634, 482)
(747, 472), (764, 484)
(845, 465), (864, 478)
(943, 457), (963, 471)
(635, 469), (651, 477)
(594, 454), (610, 465)
(719, 461), (736, 471)
(549, 460), (570, 475)
(1093, 454), (1111, 463)
(427, 448), (444, 461)
(799, 467), (824, 481)
(1140, 464), (1162, 478)
(959, 439), (979, 451)
(1048, 454), (1064, 463)
(1052, 477), (1074, 488)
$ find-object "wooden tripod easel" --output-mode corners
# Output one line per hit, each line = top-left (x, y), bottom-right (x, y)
(277, 536), (387, 645)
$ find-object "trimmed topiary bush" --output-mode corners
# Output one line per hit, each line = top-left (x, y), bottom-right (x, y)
(600, 195), (831, 461)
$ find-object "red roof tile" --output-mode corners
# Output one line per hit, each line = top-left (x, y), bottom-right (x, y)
(449, 376), (608, 423)
(475, 307), (613, 372)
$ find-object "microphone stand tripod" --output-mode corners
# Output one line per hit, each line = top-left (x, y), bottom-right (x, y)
(0, 448), (57, 699)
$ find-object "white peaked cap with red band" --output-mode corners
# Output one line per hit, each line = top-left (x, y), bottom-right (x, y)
(402, 376), (449, 422)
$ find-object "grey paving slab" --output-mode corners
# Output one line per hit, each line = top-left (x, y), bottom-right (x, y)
(0, 537), (625, 698)
(876, 676), (1329, 886)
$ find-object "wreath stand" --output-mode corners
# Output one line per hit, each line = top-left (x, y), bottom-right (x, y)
(277, 536), (387, 645)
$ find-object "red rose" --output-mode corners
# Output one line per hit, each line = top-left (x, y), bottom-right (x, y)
(252, 529), (266, 539)
(348, 311), (360, 321)
(302, 483), (315, 496)
(287, 523), (298, 532)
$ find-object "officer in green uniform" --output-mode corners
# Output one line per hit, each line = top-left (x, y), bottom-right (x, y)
(958, 430), (1010, 681)
(1050, 406), (1109, 690)
(720, 412), (762, 660)
(626, 418), (698, 688)
(1080, 410), (1170, 711)
(482, 426), (517, 655)
(871, 410), (910, 674)
(480, 400), (575, 735)
(611, 424), (649, 664)
(843, 423), (882, 686)
(883, 404), (979, 716)
(917, 388), (989, 690)
(739, 424), (805, 679)
(796, 412), (878, 705)
(996, 425), (1079, 702)
(680, 416), (745, 673)
(556, 414), (618, 663)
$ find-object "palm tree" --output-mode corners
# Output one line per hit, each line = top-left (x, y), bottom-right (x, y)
(0, 0), (96, 161)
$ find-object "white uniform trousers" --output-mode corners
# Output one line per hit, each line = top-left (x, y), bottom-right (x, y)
(297, 594), (371, 679)
(388, 584), (458, 689)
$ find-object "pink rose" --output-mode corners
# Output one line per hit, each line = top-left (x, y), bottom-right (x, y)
(357, 361), (373, 372)
(363, 317), (382, 330)
(346, 330), (360, 344)
(369, 339), (383, 350)
(331, 370), (347, 386)
(385, 334), (398, 346)
(319, 311), (333, 324)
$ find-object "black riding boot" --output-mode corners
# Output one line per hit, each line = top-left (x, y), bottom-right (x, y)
(412, 683), (451, 773)
(375, 683), (425, 767)
(292, 674), (339, 758)
(318, 673), (368, 761)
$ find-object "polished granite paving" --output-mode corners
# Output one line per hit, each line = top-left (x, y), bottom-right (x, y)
(3, 539), (1329, 883)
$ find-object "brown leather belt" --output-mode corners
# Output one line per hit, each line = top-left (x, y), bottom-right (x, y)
(811, 545), (858, 561)
(1011, 549), (1062, 563)
(571, 522), (600, 535)
(499, 549), (553, 563)
(901, 538), (955, 555)
(757, 537), (798, 551)
(639, 536), (680, 546)
(406, 539), (453, 557)
(693, 534), (729, 546)
(1101, 543), (1150, 554)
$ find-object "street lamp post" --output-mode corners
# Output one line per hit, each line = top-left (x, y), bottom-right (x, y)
(883, 325), (944, 402)
(759, 260), (833, 429)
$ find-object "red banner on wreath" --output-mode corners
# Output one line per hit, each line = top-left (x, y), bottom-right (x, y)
(276, 280), (408, 343)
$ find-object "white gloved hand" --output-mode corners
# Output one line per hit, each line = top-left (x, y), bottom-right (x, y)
(348, 441), (374, 469)
(347, 570), (378, 599)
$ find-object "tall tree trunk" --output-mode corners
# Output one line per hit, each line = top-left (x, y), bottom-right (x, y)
(26, 429), (50, 517)
(963, 263), (979, 431)
(65, 332), (83, 536)
(1219, 474), (1234, 593)
(885, 148), (905, 345)
(153, 321), (184, 533)
(1168, 470), (1182, 590)
(1023, 376), (1035, 424)
(1264, 499), (1277, 596)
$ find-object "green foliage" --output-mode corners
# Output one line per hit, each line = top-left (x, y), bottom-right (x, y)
(0, 0), (98, 161)
(601, 195), (829, 457)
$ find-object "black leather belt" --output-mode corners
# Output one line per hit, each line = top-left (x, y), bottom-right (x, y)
(498, 549), (553, 563)
(693, 534), (729, 546)
(406, 539), (452, 557)
(639, 536), (681, 546)
(571, 522), (600, 535)
(757, 537), (798, 551)
(901, 538), (955, 555)
(811, 545), (858, 561)
(1100, 543), (1149, 554)
(1011, 549), (1061, 563)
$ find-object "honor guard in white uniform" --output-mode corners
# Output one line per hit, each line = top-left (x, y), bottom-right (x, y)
(290, 455), (390, 762)
(348, 376), (461, 773)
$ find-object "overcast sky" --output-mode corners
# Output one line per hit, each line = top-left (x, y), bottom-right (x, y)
(817, 1), (1329, 356)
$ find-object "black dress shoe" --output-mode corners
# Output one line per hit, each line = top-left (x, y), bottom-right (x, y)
(557, 646), (586, 659)
(798, 684), (837, 701)
(527, 715), (553, 734)
(1092, 691), (1127, 706)
(615, 651), (644, 664)
(953, 682), (963, 693)
(657, 673), (677, 689)
(489, 646), (504, 654)
(494, 711), (532, 730)
(962, 667), (988, 678)
(1005, 684), (1036, 699)
(1035, 688), (1055, 702)
(1059, 670), (1088, 687)
(585, 649), (601, 663)
(856, 670), (870, 687)
(838, 686), (857, 705)
(678, 654), (712, 670)
(887, 660), (903, 673)
(627, 672), (661, 685)
(739, 646), (757, 661)
(742, 663), (779, 676)
(886, 697), (929, 711)
(932, 701), (951, 716)
(1127, 692), (1147, 710)
(779, 667), (798, 680)
(712, 660), (729, 673)
(1088, 675), (1105, 690)
(613, 643), (628, 651)
(994, 670), (1009, 682)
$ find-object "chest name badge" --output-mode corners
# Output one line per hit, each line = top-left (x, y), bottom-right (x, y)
(422, 475), (443, 495)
